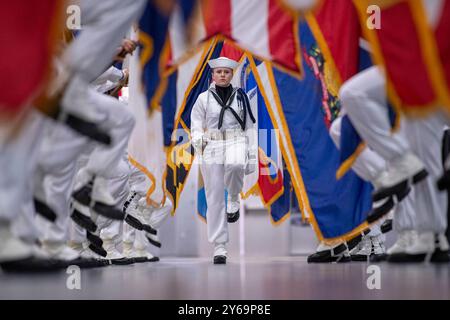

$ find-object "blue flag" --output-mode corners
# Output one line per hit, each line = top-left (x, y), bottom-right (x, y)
(264, 21), (374, 241)
(165, 40), (224, 212)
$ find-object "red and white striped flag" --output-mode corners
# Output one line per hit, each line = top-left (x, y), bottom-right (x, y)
(189, 0), (306, 77)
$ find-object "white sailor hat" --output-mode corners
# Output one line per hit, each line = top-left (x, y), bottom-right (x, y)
(208, 57), (239, 70)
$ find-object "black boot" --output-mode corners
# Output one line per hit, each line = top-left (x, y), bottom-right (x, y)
(213, 255), (227, 264)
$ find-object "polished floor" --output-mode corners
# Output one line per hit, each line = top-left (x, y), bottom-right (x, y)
(1, 256), (450, 300)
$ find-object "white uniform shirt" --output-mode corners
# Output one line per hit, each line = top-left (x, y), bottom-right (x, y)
(190, 83), (248, 143)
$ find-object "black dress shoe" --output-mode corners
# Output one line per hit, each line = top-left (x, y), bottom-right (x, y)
(308, 251), (351, 263)
(372, 170), (427, 202)
(133, 256), (160, 263)
(351, 254), (370, 262)
(33, 198), (57, 222)
(88, 243), (107, 258)
(125, 214), (144, 230)
(381, 219), (393, 234)
(213, 255), (227, 264)
(370, 253), (388, 262)
(86, 231), (103, 248)
(92, 202), (125, 220)
(146, 235), (162, 248)
(334, 254), (351, 263)
(430, 249), (450, 263)
(72, 181), (125, 221)
(147, 256), (160, 262)
(346, 229), (370, 251)
(60, 257), (107, 269)
(71, 209), (97, 233)
(396, 184), (412, 201)
(0, 257), (65, 273)
(143, 224), (157, 235)
(227, 211), (239, 223)
(110, 257), (135, 266)
(88, 258), (110, 268)
(387, 252), (427, 263)
(72, 185), (93, 207)
(367, 197), (394, 223)
(438, 169), (450, 190)
(351, 251), (387, 262)
(307, 243), (351, 263)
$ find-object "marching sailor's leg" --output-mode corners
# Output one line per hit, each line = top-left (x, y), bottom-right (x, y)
(329, 115), (388, 262)
(33, 119), (107, 266)
(145, 198), (173, 249)
(35, 164), (80, 264)
(201, 141), (229, 264)
(387, 191), (418, 261)
(38, 162), (107, 268)
(99, 157), (134, 265)
(85, 92), (135, 181)
(329, 116), (387, 184)
(71, 89), (135, 222)
(122, 163), (172, 259)
(0, 110), (64, 271)
(224, 135), (246, 223)
(341, 66), (427, 202)
(391, 112), (449, 263)
(330, 115), (395, 222)
(131, 230), (160, 263)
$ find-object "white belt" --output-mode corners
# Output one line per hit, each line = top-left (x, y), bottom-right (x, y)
(206, 130), (245, 141)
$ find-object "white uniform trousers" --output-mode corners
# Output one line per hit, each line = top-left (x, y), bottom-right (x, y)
(403, 113), (448, 233)
(148, 199), (173, 230)
(0, 110), (45, 225)
(40, 87), (135, 179)
(123, 200), (173, 245)
(137, 198), (173, 257)
(394, 189), (417, 232)
(329, 115), (416, 234)
(123, 163), (173, 255)
(341, 66), (410, 162)
(341, 66), (447, 233)
(122, 164), (143, 246)
(80, 89), (135, 179)
(329, 116), (385, 236)
(34, 160), (78, 245)
(199, 136), (247, 251)
(37, 121), (90, 245)
(12, 166), (48, 244)
(99, 156), (131, 243)
(36, 89), (133, 244)
(329, 116), (387, 183)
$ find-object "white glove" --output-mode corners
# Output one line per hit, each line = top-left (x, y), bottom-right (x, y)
(245, 147), (258, 175)
(192, 136), (207, 155)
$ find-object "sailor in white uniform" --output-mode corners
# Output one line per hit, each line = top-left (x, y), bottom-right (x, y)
(340, 0), (450, 262)
(190, 57), (256, 264)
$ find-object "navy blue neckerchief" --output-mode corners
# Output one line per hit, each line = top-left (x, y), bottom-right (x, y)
(209, 87), (256, 131)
